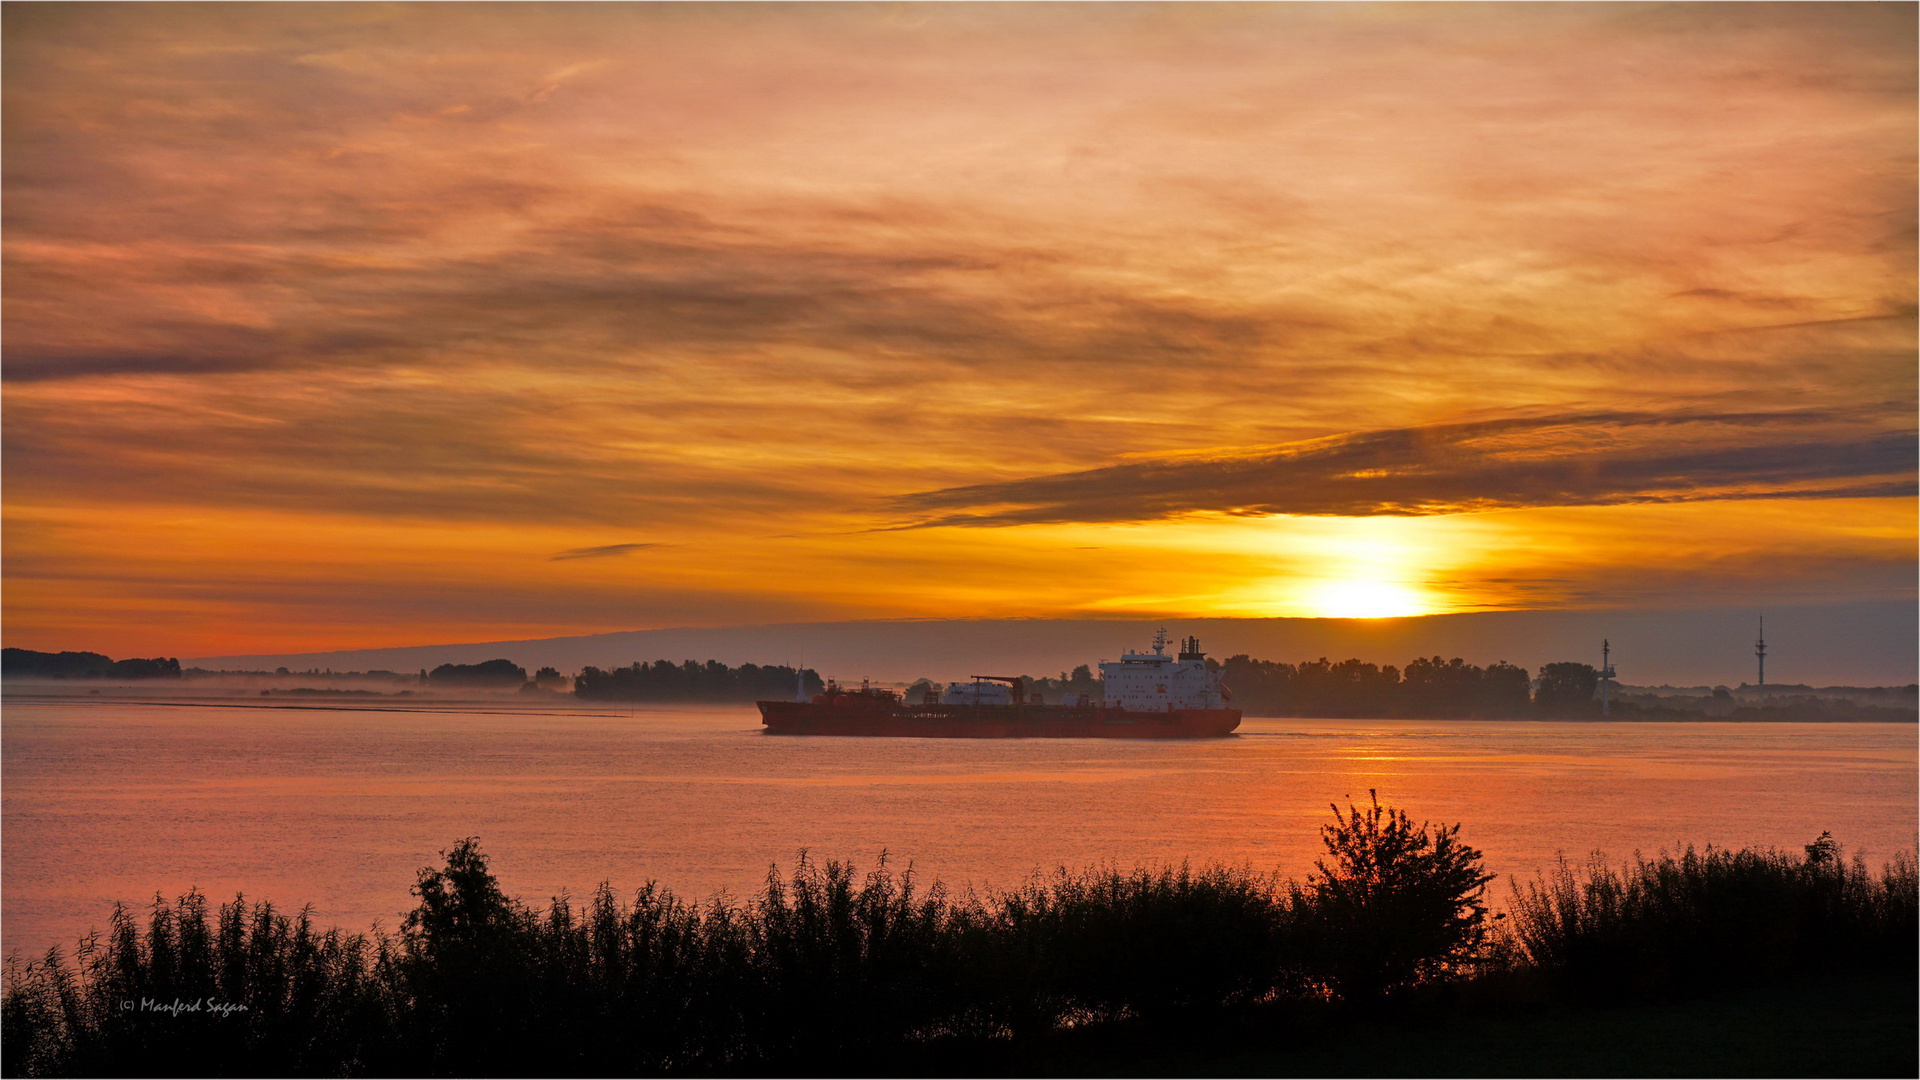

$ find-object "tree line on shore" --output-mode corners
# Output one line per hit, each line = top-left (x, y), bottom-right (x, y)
(11, 646), (1913, 721)
(572, 661), (824, 703)
(559, 653), (1919, 719)
(1221, 655), (1582, 718)
(1, 649), (181, 680)
(3, 800), (1912, 1077)
(560, 654), (1584, 716)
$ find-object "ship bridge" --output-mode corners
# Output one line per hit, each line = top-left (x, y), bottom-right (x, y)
(1099, 628), (1226, 712)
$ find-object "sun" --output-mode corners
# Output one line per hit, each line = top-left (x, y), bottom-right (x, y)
(1306, 579), (1433, 619)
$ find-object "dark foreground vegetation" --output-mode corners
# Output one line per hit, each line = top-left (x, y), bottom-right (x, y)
(5, 801), (1913, 1078)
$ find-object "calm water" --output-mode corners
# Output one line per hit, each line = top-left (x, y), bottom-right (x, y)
(4, 696), (1915, 958)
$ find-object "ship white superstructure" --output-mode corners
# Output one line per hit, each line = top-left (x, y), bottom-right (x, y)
(1098, 629), (1228, 712)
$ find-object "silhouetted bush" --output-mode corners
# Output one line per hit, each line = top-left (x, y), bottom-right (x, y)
(1296, 792), (1496, 998)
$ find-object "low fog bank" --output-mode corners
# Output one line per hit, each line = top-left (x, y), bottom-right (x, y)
(0, 678), (576, 703)
(2, 654), (583, 702)
(185, 600), (1916, 688)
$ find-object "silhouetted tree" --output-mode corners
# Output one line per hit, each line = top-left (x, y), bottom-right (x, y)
(106, 657), (182, 679)
(573, 661), (822, 702)
(0, 650), (180, 679)
(1, 648), (115, 678)
(1299, 791), (1494, 998)
(1220, 655), (1296, 715)
(1805, 830), (1840, 865)
(1294, 658), (1401, 717)
(397, 839), (539, 1073)
(1534, 662), (1599, 715)
(428, 660), (528, 688)
(1400, 657), (1532, 716)
(1480, 661), (1532, 714)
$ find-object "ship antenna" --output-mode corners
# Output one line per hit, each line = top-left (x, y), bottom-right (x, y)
(1153, 627), (1167, 655)
(1599, 638), (1616, 717)
(1756, 615), (1766, 692)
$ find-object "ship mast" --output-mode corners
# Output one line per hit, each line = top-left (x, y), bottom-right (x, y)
(1755, 616), (1766, 692)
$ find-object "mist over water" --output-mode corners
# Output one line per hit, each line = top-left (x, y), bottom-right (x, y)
(183, 603), (1920, 689)
(4, 697), (1914, 958)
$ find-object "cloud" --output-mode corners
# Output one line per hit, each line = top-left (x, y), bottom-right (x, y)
(550, 542), (659, 561)
(0, 376), (832, 528)
(891, 410), (1920, 527)
(0, 4), (1912, 652)
(0, 196), (1319, 389)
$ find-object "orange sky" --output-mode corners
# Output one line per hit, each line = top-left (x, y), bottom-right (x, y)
(3, 3), (1914, 658)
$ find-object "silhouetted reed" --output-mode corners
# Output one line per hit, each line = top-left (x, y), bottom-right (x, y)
(988, 863), (1295, 1027)
(1504, 836), (1918, 1002)
(6, 811), (1913, 1077)
(0, 894), (398, 1077)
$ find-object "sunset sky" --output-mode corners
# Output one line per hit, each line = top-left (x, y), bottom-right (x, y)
(4, 3), (1914, 660)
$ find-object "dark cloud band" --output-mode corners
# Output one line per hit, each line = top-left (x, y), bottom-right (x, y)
(891, 411), (1920, 526)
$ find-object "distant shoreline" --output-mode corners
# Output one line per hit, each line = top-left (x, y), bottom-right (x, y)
(4, 689), (1912, 723)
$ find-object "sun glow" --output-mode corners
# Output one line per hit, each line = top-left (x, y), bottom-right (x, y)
(1304, 579), (1434, 619)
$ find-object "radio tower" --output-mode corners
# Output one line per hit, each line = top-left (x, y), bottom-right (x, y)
(1599, 639), (1616, 717)
(1755, 616), (1766, 692)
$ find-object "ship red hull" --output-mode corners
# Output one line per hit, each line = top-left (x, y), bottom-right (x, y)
(756, 701), (1240, 738)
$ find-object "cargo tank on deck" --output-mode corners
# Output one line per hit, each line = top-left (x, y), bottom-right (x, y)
(756, 629), (1239, 738)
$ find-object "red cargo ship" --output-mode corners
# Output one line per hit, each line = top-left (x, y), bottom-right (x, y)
(756, 630), (1240, 738)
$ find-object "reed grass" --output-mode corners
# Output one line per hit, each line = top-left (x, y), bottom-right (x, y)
(1503, 839), (1918, 1001)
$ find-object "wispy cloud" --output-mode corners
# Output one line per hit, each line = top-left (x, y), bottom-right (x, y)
(550, 542), (660, 561)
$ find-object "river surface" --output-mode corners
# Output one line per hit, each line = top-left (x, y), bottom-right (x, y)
(4, 696), (1915, 957)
